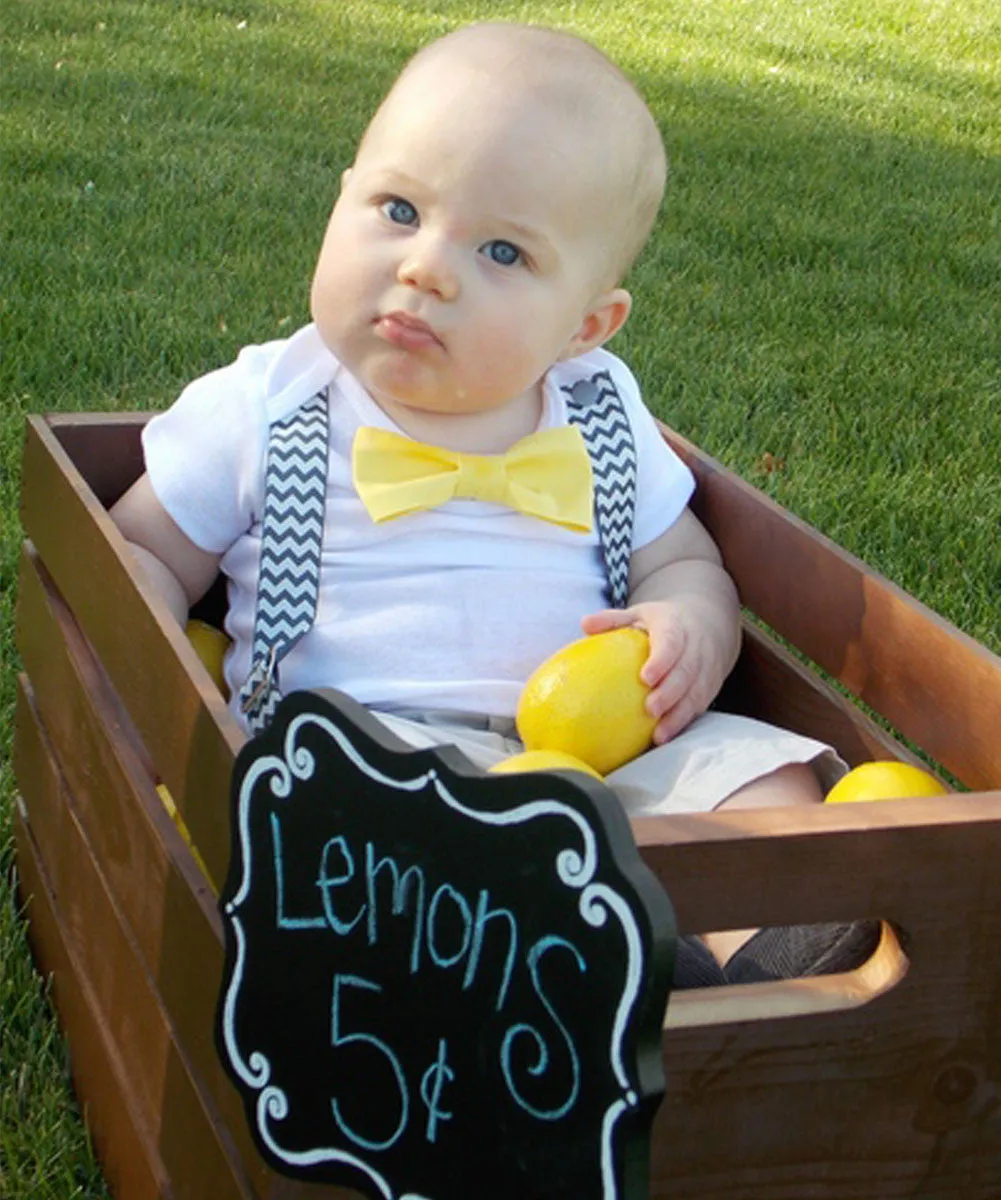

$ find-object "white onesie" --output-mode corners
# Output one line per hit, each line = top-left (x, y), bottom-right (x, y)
(142, 324), (695, 726)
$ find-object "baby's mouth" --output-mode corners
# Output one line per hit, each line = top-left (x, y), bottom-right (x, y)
(374, 311), (444, 351)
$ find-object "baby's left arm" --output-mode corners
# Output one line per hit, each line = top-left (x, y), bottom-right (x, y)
(581, 508), (741, 745)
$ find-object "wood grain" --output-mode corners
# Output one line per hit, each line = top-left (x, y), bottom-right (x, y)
(43, 411), (149, 507)
(15, 800), (173, 1200)
(13, 681), (258, 1200)
(19, 417), (242, 885)
(13, 573), (364, 1200)
(633, 792), (1001, 936)
(663, 425), (1001, 791)
(719, 622), (931, 770)
(637, 797), (1001, 1198)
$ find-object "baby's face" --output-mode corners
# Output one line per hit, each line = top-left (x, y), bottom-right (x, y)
(310, 63), (621, 421)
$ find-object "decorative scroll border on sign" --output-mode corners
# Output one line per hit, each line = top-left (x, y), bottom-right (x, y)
(217, 690), (673, 1200)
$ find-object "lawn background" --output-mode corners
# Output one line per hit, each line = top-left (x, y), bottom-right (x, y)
(2, 0), (998, 1194)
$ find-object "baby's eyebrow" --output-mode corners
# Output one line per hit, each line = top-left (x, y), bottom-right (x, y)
(497, 219), (546, 245)
(490, 218), (556, 260)
(360, 167), (424, 195)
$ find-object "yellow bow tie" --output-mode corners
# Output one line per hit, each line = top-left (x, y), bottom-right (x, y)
(352, 425), (593, 532)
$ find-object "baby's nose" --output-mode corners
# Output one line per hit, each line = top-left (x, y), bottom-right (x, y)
(397, 236), (459, 300)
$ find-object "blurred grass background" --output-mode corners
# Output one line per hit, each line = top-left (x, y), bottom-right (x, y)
(2, 0), (998, 1193)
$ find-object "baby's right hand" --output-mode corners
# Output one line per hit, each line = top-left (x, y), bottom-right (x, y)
(581, 599), (732, 745)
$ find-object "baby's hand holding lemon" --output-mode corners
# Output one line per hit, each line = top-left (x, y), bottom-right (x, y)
(515, 627), (657, 776)
(581, 599), (733, 746)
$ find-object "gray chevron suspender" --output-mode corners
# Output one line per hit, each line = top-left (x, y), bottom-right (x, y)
(563, 370), (637, 609)
(240, 371), (636, 730)
(238, 389), (329, 734)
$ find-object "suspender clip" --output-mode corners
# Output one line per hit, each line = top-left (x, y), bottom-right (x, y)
(240, 645), (278, 715)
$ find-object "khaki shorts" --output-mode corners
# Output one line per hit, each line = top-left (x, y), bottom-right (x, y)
(372, 708), (847, 816)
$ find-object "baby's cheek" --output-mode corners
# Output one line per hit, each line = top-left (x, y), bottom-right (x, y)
(464, 325), (552, 393)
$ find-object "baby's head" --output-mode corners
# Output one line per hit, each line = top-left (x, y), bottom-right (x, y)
(365, 24), (667, 287)
(311, 24), (667, 420)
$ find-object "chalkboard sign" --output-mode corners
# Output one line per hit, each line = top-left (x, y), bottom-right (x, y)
(216, 689), (675, 1200)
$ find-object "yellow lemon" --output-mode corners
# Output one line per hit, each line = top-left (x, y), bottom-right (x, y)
(156, 783), (193, 846)
(825, 760), (948, 804)
(516, 627), (655, 776)
(185, 618), (230, 696)
(489, 750), (604, 781)
(156, 784), (215, 889)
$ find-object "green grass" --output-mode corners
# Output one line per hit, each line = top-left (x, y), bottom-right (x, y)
(2, 0), (998, 1193)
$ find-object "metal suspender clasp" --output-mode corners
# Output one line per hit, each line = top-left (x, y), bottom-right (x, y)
(240, 644), (278, 716)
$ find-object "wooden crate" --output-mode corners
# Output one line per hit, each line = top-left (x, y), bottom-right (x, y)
(13, 412), (1001, 1199)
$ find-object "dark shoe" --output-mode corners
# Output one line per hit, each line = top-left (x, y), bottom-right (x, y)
(673, 935), (728, 989)
(724, 921), (882, 984)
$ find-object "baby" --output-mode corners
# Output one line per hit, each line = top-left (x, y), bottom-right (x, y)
(111, 22), (876, 985)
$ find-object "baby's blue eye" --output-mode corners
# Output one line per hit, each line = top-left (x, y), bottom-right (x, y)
(482, 239), (521, 266)
(383, 197), (418, 226)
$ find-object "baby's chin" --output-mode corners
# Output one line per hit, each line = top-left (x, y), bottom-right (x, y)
(364, 370), (501, 420)
(370, 388), (495, 421)
(344, 345), (544, 430)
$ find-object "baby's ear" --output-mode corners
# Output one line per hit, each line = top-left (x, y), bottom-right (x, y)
(560, 289), (632, 360)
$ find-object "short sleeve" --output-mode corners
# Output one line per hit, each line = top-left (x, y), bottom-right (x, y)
(142, 345), (271, 553)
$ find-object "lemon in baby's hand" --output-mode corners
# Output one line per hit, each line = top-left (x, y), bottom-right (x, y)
(185, 619), (230, 696)
(489, 749), (604, 780)
(516, 627), (656, 776)
(825, 760), (948, 803)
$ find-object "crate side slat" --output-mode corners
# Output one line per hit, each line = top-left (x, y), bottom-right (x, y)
(16, 545), (224, 905)
(664, 427), (1001, 791)
(635, 791), (1001, 1194)
(13, 569), (364, 1200)
(654, 957), (1001, 1200)
(654, 1028), (939, 1199)
(721, 622), (929, 770)
(44, 412), (151, 508)
(14, 801), (172, 1200)
(637, 806), (1001, 1196)
(13, 583), (279, 1199)
(11, 629), (236, 1152)
(12, 681), (259, 1200)
(633, 793), (1001, 942)
(19, 417), (240, 885)
(44, 411), (153, 429)
(651, 1054), (997, 1200)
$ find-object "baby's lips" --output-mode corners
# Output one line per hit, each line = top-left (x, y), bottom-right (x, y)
(375, 311), (444, 350)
